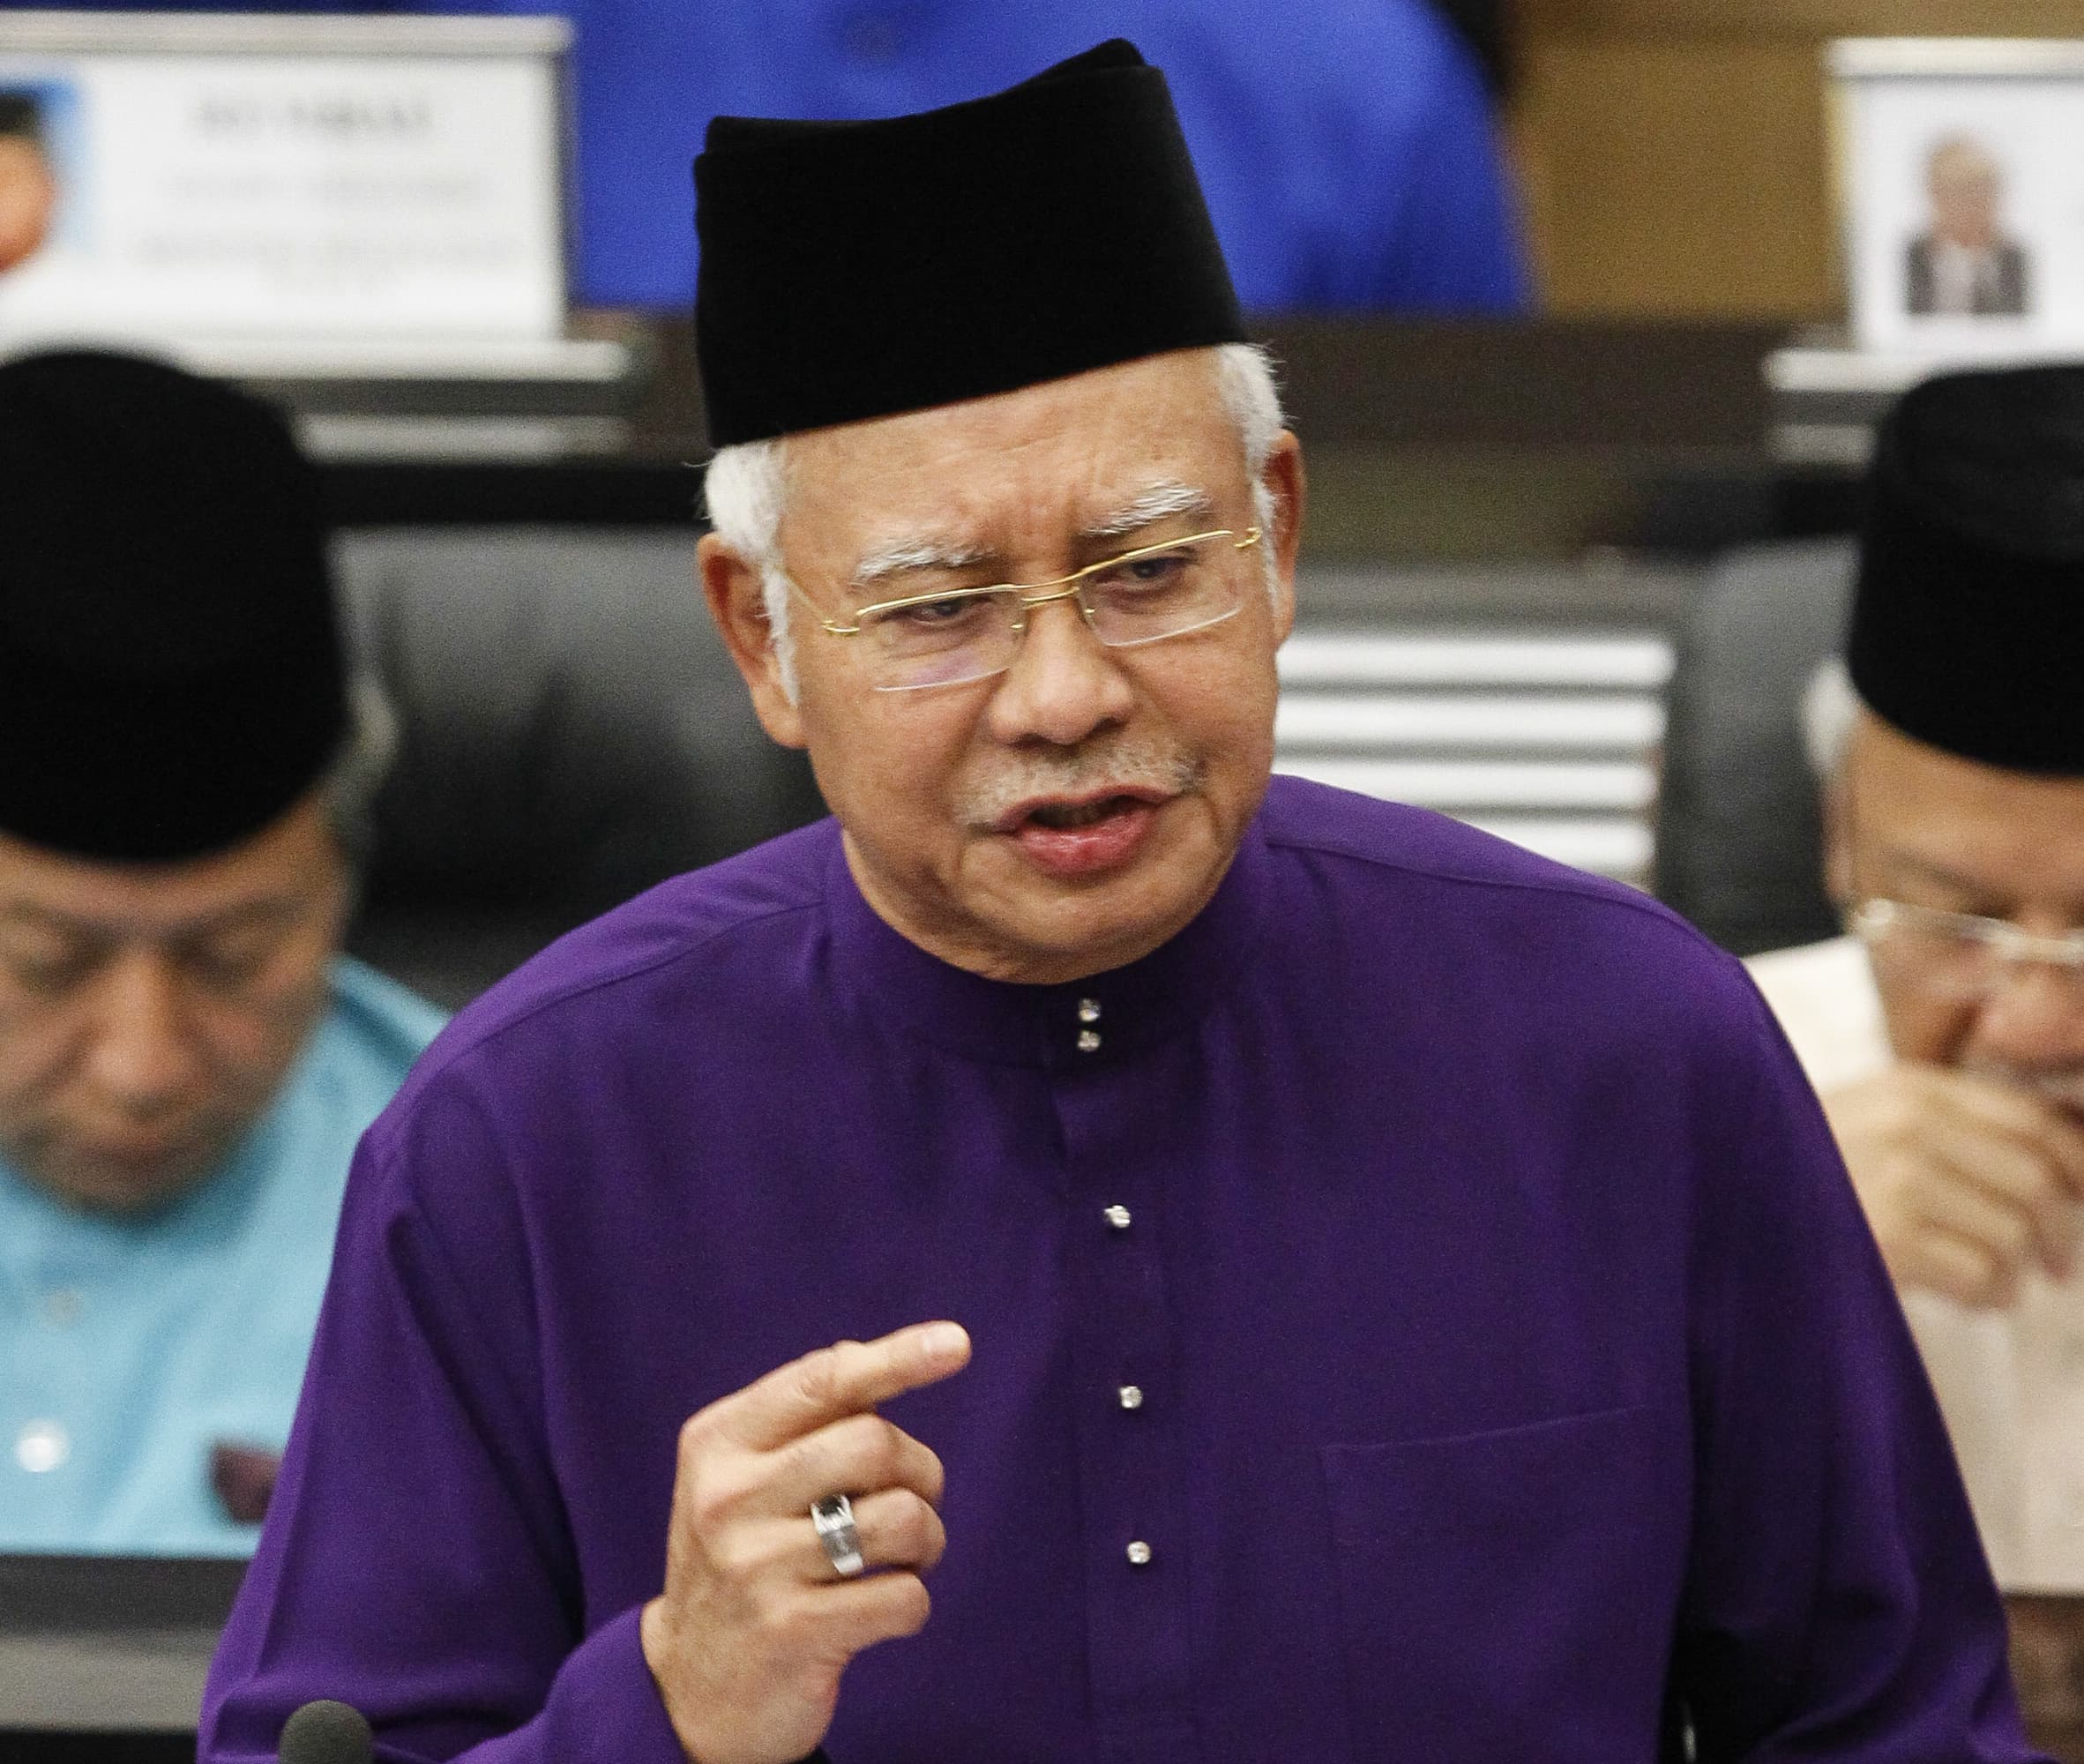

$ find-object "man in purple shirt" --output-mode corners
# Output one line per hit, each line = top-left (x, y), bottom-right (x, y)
(203, 41), (2040, 1764)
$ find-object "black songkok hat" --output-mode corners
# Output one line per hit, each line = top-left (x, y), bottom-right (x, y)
(0, 350), (346, 861)
(693, 39), (1246, 447)
(1849, 364), (2084, 774)
(0, 89), (42, 143)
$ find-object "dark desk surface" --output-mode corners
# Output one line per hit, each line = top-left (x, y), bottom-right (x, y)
(0, 1555), (244, 1740)
(0, 1556), (2073, 1757)
(310, 315), (1857, 557)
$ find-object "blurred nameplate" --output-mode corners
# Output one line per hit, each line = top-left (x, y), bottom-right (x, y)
(0, 12), (570, 351)
(1831, 39), (2084, 358)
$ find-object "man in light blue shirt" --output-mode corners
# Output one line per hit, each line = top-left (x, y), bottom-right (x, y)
(0, 351), (444, 1554)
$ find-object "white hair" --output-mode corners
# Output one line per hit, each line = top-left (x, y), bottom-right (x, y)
(701, 434), (797, 695)
(1800, 655), (1862, 782)
(299, 672), (399, 868)
(703, 340), (1288, 704)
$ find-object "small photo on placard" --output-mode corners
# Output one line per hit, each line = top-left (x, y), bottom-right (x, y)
(1902, 131), (2030, 319)
(0, 75), (78, 272)
(1832, 41), (2084, 355)
(0, 15), (570, 346)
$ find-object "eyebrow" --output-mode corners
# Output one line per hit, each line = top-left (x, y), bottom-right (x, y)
(847, 480), (1223, 594)
(1876, 853), (2084, 926)
(0, 897), (305, 946)
(1077, 480), (1220, 542)
(850, 537), (997, 591)
(1872, 848), (2017, 910)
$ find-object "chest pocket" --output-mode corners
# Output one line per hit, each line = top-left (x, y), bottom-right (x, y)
(1322, 1403), (1682, 1761)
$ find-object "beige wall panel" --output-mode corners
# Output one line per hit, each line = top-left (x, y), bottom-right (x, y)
(1523, 1), (2084, 39)
(1514, 39), (1838, 318)
(1512, 0), (2084, 318)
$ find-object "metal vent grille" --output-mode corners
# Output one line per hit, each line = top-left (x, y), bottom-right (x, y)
(1274, 628), (1673, 886)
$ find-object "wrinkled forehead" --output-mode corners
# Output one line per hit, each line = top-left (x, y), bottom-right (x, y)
(0, 797), (340, 940)
(1847, 711), (2084, 901)
(778, 349), (1244, 566)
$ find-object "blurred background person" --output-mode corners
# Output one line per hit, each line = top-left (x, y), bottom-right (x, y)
(1908, 133), (2029, 318)
(427, 1), (1532, 314)
(1749, 368), (2084, 1609)
(0, 0), (1530, 318)
(0, 351), (444, 1553)
(0, 86), (54, 273)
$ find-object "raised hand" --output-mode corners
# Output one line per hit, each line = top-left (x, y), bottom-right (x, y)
(1826, 1064), (2084, 1309)
(639, 1321), (972, 1764)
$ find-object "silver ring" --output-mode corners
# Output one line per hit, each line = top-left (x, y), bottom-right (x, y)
(810, 1493), (864, 1578)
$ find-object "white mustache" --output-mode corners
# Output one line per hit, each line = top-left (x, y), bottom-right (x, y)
(956, 740), (1203, 829)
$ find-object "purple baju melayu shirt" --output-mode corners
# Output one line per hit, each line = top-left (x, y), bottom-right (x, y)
(201, 778), (2042, 1762)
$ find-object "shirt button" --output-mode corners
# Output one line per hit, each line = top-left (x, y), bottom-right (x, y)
(1117, 1384), (1145, 1410)
(1077, 998), (1102, 1024)
(43, 1288), (82, 1327)
(1103, 1204), (1132, 1230)
(17, 1420), (70, 1473)
(1125, 1540), (1153, 1566)
(1076, 1028), (1102, 1053)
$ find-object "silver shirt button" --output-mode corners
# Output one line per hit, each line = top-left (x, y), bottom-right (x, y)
(1076, 1028), (1102, 1053)
(16, 1420), (70, 1474)
(1103, 1204), (1132, 1230)
(1117, 1384), (1145, 1410)
(1077, 998), (1102, 1024)
(1125, 1540), (1154, 1566)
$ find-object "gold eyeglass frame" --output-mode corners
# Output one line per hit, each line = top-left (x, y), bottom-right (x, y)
(1847, 896), (2084, 977)
(803, 527), (1264, 693)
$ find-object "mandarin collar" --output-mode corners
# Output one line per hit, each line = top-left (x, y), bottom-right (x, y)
(825, 811), (1272, 1068)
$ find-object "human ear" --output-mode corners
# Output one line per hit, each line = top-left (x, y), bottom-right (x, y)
(698, 534), (805, 750)
(1821, 774), (1854, 908)
(1260, 431), (1306, 645)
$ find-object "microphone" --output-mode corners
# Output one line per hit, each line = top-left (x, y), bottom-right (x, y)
(279, 1699), (374, 1764)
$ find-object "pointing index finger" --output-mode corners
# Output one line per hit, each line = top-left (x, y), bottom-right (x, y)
(725, 1322), (971, 1452)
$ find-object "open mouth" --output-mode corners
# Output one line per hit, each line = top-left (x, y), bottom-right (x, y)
(997, 790), (1166, 877)
(1022, 794), (1147, 831)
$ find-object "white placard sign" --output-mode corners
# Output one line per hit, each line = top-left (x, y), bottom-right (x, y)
(1833, 39), (2084, 357)
(0, 14), (568, 345)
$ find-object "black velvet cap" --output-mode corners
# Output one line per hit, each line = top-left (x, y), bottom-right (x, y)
(693, 40), (1246, 446)
(0, 351), (347, 861)
(1850, 364), (2084, 774)
(0, 90), (42, 142)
